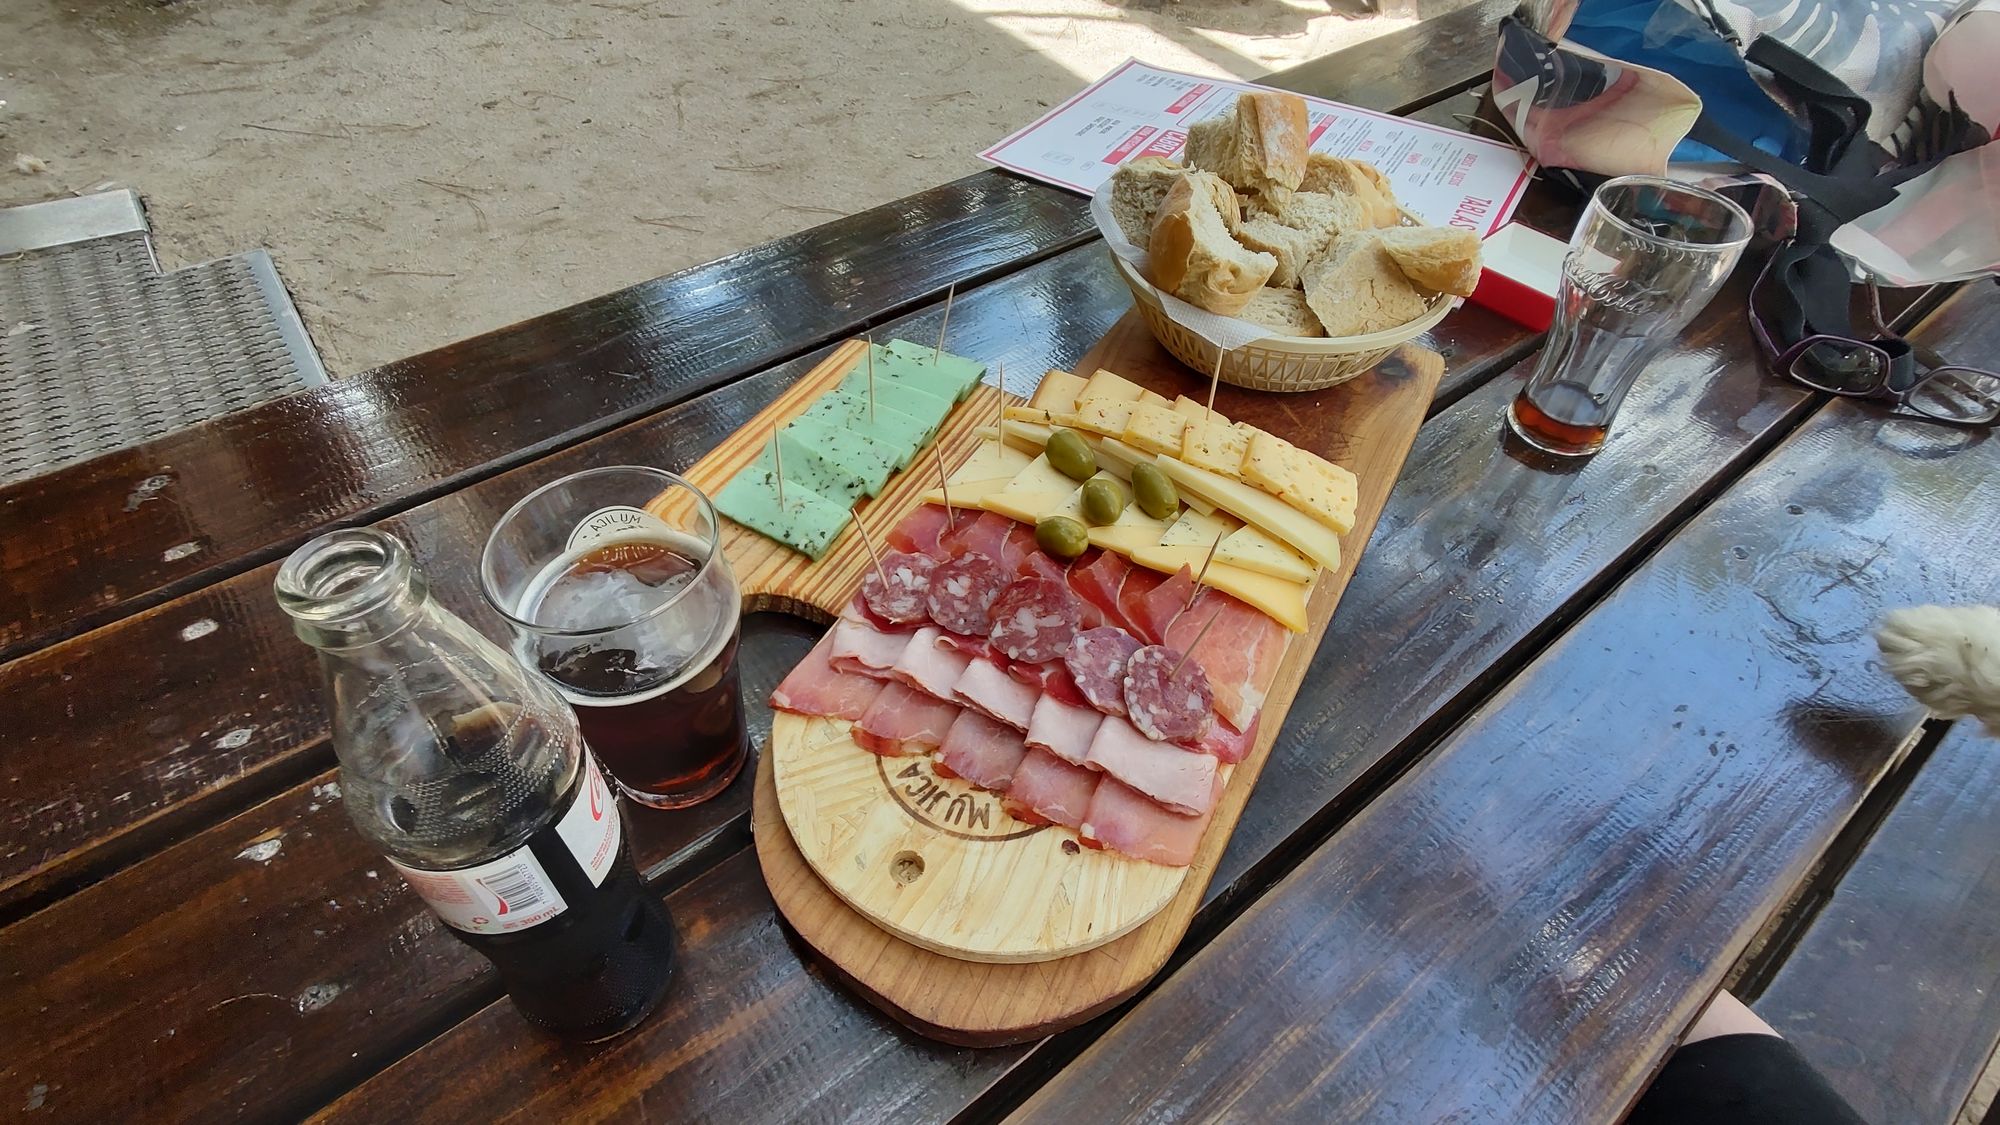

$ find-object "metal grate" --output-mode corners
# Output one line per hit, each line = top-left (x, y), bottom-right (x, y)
(0, 191), (326, 486)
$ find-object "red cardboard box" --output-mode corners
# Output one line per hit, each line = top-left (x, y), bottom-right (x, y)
(1469, 223), (1566, 331)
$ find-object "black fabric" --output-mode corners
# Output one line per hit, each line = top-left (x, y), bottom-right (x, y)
(1628, 1033), (1870, 1124)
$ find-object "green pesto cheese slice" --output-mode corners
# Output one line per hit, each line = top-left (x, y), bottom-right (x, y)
(834, 365), (954, 432)
(781, 417), (897, 496)
(883, 338), (987, 401)
(797, 390), (931, 464)
(744, 429), (868, 505)
(714, 468), (850, 560)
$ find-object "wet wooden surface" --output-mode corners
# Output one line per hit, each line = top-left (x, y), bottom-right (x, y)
(7, 20), (1997, 1123)
(1755, 721), (2000, 1125)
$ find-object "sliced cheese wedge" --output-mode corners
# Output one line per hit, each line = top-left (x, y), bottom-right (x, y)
(1159, 507), (1239, 548)
(984, 490), (1072, 526)
(1154, 455), (1342, 571)
(1217, 524), (1315, 583)
(1127, 547), (1309, 632)
(1086, 504), (1174, 556)
(948, 438), (1031, 485)
(998, 453), (1076, 499)
(1082, 368), (1145, 403)
(1031, 369), (1087, 412)
(920, 476), (1015, 509)
(1170, 395), (1232, 426)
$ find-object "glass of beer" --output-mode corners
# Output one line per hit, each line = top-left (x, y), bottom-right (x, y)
(480, 466), (747, 809)
(1506, 176), (1752, 457)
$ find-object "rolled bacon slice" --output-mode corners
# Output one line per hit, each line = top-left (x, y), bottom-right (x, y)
(1082, 715), (1219, 816)
(770, 631), (886, 721)
(828, 616), (912, 680)
(887, 627), (973, 702)
(934, 709), (1030, 793)
(1024, 693), (1103, 767)
(953, 657), (1039, 732)
(1081, 774), (1223, 867)
(1001, 747), (1100, 829)
(853, 681), (961, 757)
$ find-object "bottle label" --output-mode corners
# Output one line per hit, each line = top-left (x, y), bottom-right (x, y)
(389, 757), (623, 935)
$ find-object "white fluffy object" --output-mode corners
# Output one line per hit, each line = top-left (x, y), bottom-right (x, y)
(1876, 605), (2000, 734)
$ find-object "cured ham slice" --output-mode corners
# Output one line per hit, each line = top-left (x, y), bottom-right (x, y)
(1117, 566), (1169, 645)
(853, 681), (961, 757)
(934, 710), (1030, 792)
(1070, 550), (1129, 622)
(1024, 694), (1103, 766)
(828, 617), (912, 680)
(1006, 658), (1089, 709)
(1002, 747), (1100, 828)
(1179, 711), (1257, 764)
(887, 627), (972, 702)
(840, 595), (923, 635)
(770, 631), (885, 720)
(997, 520), (1040, 574)
(1082, 774), (1223, 867)
(1135, 568), (1198, 648)
(887, 501), (954, 559)
(952, 657), (1039, 731)
(1019, 550), (1069, 586)
(944, 511), (1014, 561)
(936, 630), (999, 663)
(1159, 574), (1285, 732)
(1083, 716), (1219, 816)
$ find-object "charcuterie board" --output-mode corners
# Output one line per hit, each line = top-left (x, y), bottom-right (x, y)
(674, 314), (1442, 1044)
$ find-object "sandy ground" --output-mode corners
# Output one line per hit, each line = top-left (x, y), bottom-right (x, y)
(1, 0), (1425, 375)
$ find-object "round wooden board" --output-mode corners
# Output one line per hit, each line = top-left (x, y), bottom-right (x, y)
(770, 712), (1187, 963)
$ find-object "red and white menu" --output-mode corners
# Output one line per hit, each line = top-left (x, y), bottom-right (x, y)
(982, 60), (1533, 236)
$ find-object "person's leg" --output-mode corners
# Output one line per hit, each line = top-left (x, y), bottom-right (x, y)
(1627, 990), (1868, 1124)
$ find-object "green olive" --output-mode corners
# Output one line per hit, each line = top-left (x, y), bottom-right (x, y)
(1035, 515), (1089, 560)
(1080, 477), (1128, 526)
(1045, 428), (1098, 482)
(1131, 461), (1179, 520)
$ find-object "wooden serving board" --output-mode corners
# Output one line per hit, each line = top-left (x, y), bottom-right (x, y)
(739, 312), (1446, 1044)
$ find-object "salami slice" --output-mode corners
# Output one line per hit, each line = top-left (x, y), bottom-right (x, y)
(859, 550), (936, 625)
(988, 577), (1082, 663)
(1122, 644), (1214, 742)
(1065, 626), (1143, 716)
(925, 552), (1006, 636)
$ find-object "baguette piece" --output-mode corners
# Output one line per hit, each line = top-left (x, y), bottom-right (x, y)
(1236, 286), (1325, 337)
(1376, 225), (1483, 296)
(1183, 92), (1311, 203)
(1106, 155), (1187, 246)
(1299, 154), (1401, 227)
(1149, 170), (1275, 315)
(1234, 191), (1365, 286)
(1300, 230), (1429, 337)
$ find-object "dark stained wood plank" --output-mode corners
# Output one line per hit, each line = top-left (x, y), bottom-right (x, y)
(0, 246), (1132, 917)
(0, 16), (1507, 669)
(1754, 722), (2000, 1125)
(1002, 291), (2000, 1124)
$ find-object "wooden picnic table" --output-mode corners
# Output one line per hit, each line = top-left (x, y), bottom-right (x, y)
(5, 5), (1998, 1120)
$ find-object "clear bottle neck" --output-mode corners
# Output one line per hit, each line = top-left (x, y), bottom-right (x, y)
(275, 528), (430, 650)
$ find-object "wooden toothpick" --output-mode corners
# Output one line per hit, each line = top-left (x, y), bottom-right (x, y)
(934, 282), (956, 363)
(995, 360), (1007, 447)
(1205, 346), (1225, 421)
(864, 331), (877, 423)
(933, 443), (957, 531)
(1186, 526), (1227, 612)
(771, 427), (786, 510)
(851, 505), (890, 588)
(1169, 606), (1225, 679)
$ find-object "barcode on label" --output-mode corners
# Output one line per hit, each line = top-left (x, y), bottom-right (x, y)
(478, 864), (547, 916)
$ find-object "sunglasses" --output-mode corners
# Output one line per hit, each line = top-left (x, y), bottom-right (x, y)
(1750, 259), (1999, 426)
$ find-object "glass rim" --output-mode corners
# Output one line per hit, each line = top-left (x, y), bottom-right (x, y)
(1588, 174), (1754, 253)
(479, 464), (726, 639)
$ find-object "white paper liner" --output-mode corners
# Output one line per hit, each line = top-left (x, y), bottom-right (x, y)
(1089, 177), (1279, 353)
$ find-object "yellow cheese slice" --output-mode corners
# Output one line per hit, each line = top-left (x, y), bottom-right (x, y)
(1171, 395), (1232, 426)
(1127, 547), (1309, 632)
(997, 453), (1075, 499)
(1217, 524), (1315, 583)
(1070, 397), (1136, 438)
(977, 424), (1219, 516)
(1086, 504), (1173, 557)
(1154, 455), (1342, 570)
(1159, 507), (1238, 548)
(983, 490), (1071, 526)
(1138, 389), (1173, 408)
(948, 439), (1031, 485)
(1031, 369), (1087, 412)
(1004, 405), (1063, 426)
(1123, 401), (1190, 456)
(920, 476), (1016, 508)
(983, 420), (1054, 456)
(1082, 368), (1145, 403)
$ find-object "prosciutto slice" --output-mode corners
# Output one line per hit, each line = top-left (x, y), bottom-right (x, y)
(1178, 711), (1257, 764)
(1006, 658), (1090, 709)
(944, 511), (1014, 561)
(1117, 566), (1170, 645)
(934, 710), (1030, 793)
(1069, 550), (1129, 623)
(952, 657), (1039, 731)
(887, 627), (973, 701)
(1024, 694), (1103, 766)
(1001, 748), (1100, 829)
(997, 520), (1040, 574)
(1083, 716), (1219, 816)
(828, 617), (913, 679)
(770, 631), (886, 721)
(1158, 573), (1286, 732)
(1081, 774), (1223, 867)
(887, 501), (955, 559)
(853, 681), (961, 757)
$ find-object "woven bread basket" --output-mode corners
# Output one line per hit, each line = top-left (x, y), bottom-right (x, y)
(1110, 214), (1453, 393)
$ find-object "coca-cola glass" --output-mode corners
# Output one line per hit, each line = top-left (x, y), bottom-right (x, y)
(481, 467), (747, 809)
(1506, 175), (1752, 457)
